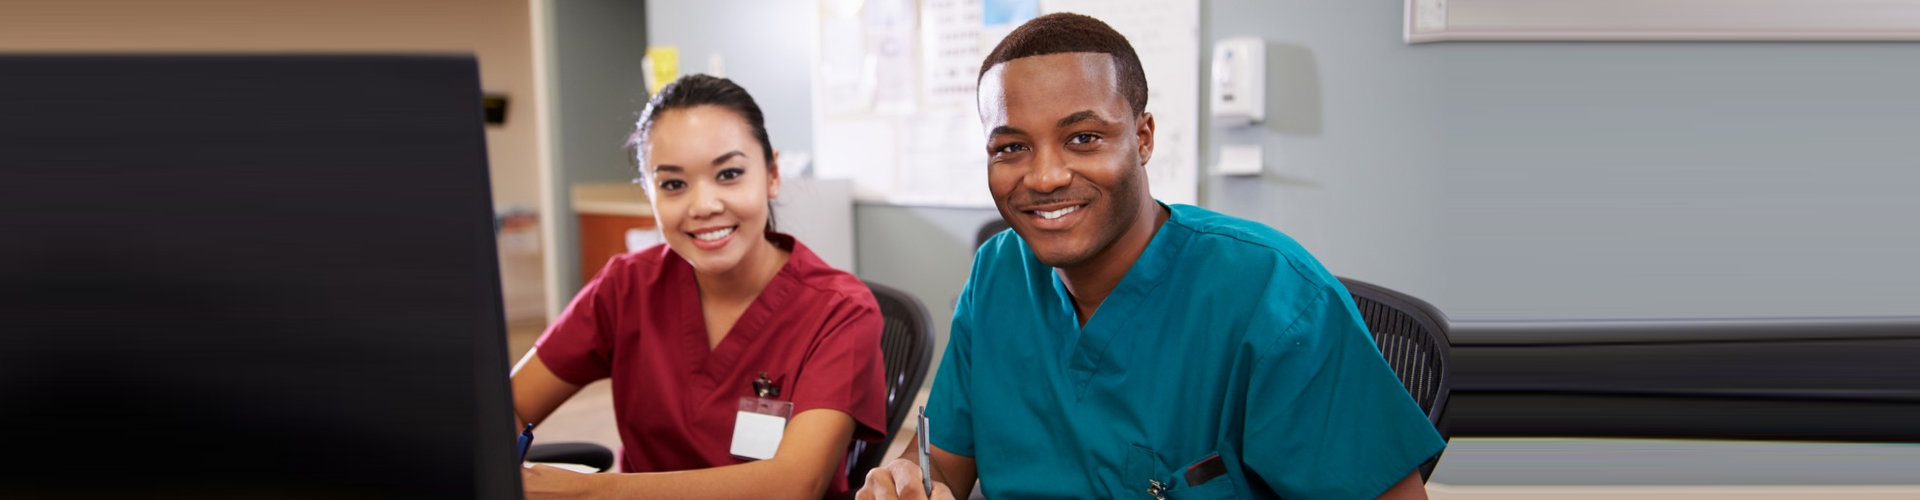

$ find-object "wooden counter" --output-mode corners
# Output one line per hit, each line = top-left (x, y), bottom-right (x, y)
(571, 183), (655, 281)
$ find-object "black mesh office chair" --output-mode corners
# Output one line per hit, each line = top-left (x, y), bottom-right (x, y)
(840, 280), (937, 495)
(1337, 277), (1451, 481)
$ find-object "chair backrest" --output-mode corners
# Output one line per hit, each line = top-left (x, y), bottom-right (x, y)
(1337, 277), (1451, 480)
(844, 280), (937, 489)
(975, 218), (1012, 249)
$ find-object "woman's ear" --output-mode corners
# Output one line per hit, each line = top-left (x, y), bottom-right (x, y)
(767, 149), (782, 200)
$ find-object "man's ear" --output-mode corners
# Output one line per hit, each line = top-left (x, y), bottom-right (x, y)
(1135, 111), (1156, 167)
(767, 149), (782, 200)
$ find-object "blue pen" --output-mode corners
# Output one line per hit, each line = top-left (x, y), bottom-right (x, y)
(516, 422), (535, 462)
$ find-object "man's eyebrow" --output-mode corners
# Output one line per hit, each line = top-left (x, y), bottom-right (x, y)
(986, 110), (1114, 139)
(1057, 110), (1112, 129)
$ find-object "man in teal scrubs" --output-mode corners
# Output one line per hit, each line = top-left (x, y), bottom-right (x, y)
(858, 12), (1443, 500)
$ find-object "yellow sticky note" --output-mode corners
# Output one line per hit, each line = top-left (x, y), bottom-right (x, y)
(644, 46), (679, 96)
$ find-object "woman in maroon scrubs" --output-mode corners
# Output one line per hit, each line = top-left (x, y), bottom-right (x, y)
(512, 74), (886, 500)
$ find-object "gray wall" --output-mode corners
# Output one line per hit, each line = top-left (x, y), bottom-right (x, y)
(645, 0), (815, 157)
(550, 0), (651, 298)
(1205, 0), (1920, 320)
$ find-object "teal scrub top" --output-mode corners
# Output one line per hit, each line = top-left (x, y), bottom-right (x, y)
(927, 203), (1444, 500)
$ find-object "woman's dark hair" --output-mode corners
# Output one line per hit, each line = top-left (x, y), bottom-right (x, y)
(627, 74), (779, 234)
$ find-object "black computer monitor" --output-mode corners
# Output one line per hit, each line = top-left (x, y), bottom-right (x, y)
(0, 55), (522, 499)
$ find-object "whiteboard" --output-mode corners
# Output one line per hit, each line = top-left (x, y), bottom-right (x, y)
(810, 0), (1200, 207)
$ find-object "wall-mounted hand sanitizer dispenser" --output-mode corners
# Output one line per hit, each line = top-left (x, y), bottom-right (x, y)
(1210, 37), (1265, 126)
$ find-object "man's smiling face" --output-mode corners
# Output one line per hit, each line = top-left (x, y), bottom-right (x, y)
(977, 52), (1154, 268)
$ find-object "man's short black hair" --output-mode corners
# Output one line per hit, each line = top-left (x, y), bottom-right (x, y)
(978, 12), (1148, 115)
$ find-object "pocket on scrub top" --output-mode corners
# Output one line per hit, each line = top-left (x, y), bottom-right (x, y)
(1169, 452), (1236, 499)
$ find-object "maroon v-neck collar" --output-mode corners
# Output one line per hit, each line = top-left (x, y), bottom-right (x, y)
(664, 246), (801, 386)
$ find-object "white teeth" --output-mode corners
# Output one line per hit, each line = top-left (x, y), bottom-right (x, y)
(1036, 205), (1079, 220)
(694, 227), (733, 241)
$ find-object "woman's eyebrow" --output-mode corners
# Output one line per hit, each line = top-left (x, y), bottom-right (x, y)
(711, 150), (745, 165)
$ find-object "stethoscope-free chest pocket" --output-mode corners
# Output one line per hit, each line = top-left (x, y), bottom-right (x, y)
(1128, 446), (1238, 500)
(1169, 452), (1236, 499)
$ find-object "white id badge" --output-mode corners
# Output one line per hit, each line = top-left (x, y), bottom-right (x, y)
(730, 397), (793, 461)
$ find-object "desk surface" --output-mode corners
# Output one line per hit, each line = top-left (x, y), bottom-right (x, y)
(1431, 438), (1920, 486)
(1426, 484), (1920, 500)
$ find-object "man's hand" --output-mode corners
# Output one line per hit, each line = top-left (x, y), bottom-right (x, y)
(855, 458), (956, 500)
(520, 463), (601, 500)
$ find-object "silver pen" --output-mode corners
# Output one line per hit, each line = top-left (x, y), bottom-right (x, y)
(918, 406), (933, 495)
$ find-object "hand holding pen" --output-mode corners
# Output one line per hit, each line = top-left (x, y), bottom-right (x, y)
(855, 462), (956, 500)
(854, 406), (954, 500)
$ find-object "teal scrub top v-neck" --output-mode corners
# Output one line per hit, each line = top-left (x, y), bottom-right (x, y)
(927, 203), (1444, 499)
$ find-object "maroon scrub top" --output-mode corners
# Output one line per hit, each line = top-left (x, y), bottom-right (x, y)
(534, 234), (886, 495)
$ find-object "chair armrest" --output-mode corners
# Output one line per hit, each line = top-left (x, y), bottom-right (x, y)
(524, 442), (615, 472)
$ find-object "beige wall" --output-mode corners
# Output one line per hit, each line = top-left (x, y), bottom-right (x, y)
(0, 0), (541, 212)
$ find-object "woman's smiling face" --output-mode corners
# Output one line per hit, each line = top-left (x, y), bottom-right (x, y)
(642, 105), (780, 274)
